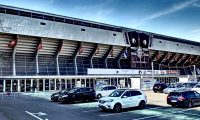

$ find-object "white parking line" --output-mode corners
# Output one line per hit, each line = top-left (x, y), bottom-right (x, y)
(83, 109), (100, 112)
(25, 111), (43, 120)
(132, 115), (158, 120)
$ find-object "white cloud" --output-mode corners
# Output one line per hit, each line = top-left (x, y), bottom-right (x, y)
(193, 2), (200, 7)
(143, 0), (197, 21)
(132, 0), (197, 27)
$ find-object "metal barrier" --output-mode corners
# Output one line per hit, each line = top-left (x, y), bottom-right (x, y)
(0, 92), (20, 100)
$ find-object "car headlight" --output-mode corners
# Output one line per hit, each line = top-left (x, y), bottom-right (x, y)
(54, 94), (59, 97)
(62, 95), (68, 98)
(107, 99), (114, 102)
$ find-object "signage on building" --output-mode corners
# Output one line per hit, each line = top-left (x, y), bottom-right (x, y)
(87, 68), (180, 75)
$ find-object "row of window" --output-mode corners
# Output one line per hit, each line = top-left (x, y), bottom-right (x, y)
(0, 7), (122, 32)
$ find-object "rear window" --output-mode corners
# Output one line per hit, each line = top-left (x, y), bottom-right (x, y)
(108, 86), (116, 90)
(169, 92), (182, 97)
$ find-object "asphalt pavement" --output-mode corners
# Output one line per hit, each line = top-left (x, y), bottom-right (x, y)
(0, 92), (200, 120)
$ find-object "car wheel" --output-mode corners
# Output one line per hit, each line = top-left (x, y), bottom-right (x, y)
(154, 90), (157, 93)
(113, 104), (122, 113)
(97, 94), (102, 99)
(138, 101), (146, 109)
(187, 101), (193, 108)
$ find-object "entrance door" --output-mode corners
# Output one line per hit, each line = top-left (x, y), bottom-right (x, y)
(5, 80), (11, 92)
(0, 80), (3, 92)
(45, 79), (50, 90)
(12, 80), (18, 92)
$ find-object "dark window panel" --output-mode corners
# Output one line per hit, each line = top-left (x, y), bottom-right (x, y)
(91, 24), (99, 28)
(64, 19), (73, 24)
(6, 8), (19, 15)
(82, 22), (91, 27)
(32, 13), (44, 19)
(55, 17), (64, 22)
(0, 7), (6, 13)
(43, 15), (54, 21)
(107, 26), (114, 31)
(115, 28), (122, 32)
(19, 11), (31, 17)
(74, 20), (82, 25)
(100, 25), (107, 30)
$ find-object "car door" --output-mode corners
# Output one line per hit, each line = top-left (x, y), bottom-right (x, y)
(121, 91), (132, 108)
(194, 91), (200, 105)
(188, 91), (199, 106)
(130, 91), (143, 107)
(101, 87), (108, 96)
(107, 86), (117, 96)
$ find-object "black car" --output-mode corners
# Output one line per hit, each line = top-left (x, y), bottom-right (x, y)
(167, 90), (200, 108)
(153, 83), (167, 93)
(58, 87), (96, 103)
(51, 89), (69, 102)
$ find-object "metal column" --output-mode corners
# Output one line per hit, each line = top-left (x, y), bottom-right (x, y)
(17, 80), (20, 92)
(24, 79), (26, 92)
(54, 79), (57, 90)
(3, 80), (6, 92)
(10, 80), (13, 92)
(49, 79), (51, 90)
(43, 79), (45, 91)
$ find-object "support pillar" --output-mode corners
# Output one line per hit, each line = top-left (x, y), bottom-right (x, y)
(59, 79), (61, 90)
(43, 79), (45, 91)
(54, 79), (57, 90)
(37, 79), (39, 91)
(24, 79), (26, 92)
(17, 80), (20, 92)
(31, 79), (33, 91)
(10, 80), (13, 92)
(65, 79), (67, 89)
(3, 80), (6, 92)
(49, 79), (51, 90)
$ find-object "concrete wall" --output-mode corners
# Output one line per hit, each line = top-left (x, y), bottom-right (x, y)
(0, 13), (128, 46)
(149, 38), (200, 55)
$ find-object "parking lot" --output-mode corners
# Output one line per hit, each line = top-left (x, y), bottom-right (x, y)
(0, 91), (200, 120)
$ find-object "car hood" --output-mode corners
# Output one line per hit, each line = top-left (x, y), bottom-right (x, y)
(99, 96), (119, 101)
(164, 88), (176, 91)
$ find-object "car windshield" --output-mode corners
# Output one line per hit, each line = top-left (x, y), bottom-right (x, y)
(109, 89), (125, 97)
(95, 86), (104, 91)
(68, 88), (79, 93)
(168, 85), (176, 88)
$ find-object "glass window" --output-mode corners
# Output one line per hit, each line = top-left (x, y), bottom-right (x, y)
(109, 89), (125, 97)
(84, 88), (91, 92)
(131, 91), (142, 96)
(102, 87), (108, 91)
(122, 91), (131, 97)
(108, 86), (116, 90)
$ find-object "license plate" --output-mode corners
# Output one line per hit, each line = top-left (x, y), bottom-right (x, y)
(171, 100), (177, 102)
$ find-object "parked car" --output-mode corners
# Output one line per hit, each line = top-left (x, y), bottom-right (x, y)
(50, 89), (69, 102)
(153, 83), (168, 93)
(58, 87), (96, 103)
(191, 84), (200, 93)
(167, 90), (200, 108)
(96, 85), (117, 99)
(163, 85), (186, 94)
(98, 89), (147, 112)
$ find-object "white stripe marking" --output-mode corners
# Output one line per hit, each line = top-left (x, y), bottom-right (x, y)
(132, 115), (158, 120)
(83, 109), (100, 112)
(25, 111), (43, 120)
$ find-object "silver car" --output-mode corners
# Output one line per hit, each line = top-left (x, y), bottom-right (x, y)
(163, 85), (186, 94)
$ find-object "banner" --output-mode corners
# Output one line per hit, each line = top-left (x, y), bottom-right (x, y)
(87, 68), (180, 75)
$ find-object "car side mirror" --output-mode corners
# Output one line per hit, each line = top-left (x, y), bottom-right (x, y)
(122, 96), (127, 98)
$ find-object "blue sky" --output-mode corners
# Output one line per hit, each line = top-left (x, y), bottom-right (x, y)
(0, 0), (200, 42)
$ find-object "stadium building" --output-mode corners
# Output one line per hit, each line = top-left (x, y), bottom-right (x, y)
(0, 5), (199, 92)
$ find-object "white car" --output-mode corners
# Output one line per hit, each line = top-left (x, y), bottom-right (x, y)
(163, 85), (186, 94)
(95, 85), (117, 99)
(98, 89), (147, 112)
(191, 84), (200, 93)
